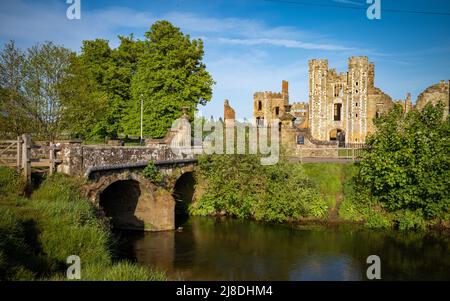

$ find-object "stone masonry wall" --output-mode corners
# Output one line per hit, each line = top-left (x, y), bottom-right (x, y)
(57, 144), (182, 176)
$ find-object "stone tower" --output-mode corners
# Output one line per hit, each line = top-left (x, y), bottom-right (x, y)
(346, 56), (371, 143)
(308, 56), (390, 144)
(253, 80), (289, 126)
(308, 59), (329, 141)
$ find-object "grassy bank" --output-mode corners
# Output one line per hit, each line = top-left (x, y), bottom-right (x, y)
(192, 157), (448, 230)
(0, 167), (165, 281)
(302, 163), (358, 219)
(190, 154), (329, 222)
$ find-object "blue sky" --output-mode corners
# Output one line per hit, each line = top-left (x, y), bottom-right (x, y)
(1, 0), (449, 119)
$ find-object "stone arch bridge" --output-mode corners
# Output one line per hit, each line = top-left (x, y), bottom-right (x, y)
(52, 141), (197, 231)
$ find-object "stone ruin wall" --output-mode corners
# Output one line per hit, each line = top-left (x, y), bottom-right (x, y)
(416, 80), (450, 118)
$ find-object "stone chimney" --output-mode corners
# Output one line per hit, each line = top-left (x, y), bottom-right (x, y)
(282, 80), (289, 102)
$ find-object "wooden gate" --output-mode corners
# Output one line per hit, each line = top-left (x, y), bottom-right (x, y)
(0, 139), (20, 167)
(0, 134), (61, 183)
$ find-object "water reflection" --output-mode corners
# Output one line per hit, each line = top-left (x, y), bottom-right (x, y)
(117, 217), (450, 281)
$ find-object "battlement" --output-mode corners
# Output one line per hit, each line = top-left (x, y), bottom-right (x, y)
(291, 102), (308, 109)
(348, 56), (369, 67)
(253, 91), (283, 99)
(309, 59), (328, 68)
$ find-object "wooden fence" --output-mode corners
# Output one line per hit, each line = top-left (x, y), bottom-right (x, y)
(0, 134), (62, 183)
(297, 146), (367, 163)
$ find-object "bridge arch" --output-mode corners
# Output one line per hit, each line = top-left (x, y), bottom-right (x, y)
(86, 170), (175, 231)
(99, 179), (144, 230)
(172, 171), (196, 227)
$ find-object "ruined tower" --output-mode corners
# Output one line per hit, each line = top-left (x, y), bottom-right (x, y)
(253, 80), (289, 126)
(308, 56), (391, 143)
(308, 59), (329, 141)
(346, 56), (371, 143)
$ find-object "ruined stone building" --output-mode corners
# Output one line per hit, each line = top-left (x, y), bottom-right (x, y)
(249, 56), (449, 146)
(253, 80), (290, 127)
(308, 56), (402, 143)
(415, 80), (450, 118)
(212, 55), (450, 151)
(224, 99), (236, 121)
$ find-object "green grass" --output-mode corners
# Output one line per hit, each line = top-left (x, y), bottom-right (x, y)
(302, 163), (357, 212)
(0, 167), (166, 281)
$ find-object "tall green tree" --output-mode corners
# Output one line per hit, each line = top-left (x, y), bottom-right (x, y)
(124, 20), (214, 138)
(59, 54), (109, 139)
(0, 41), (73, 140)
(69, 36), (144, 139)
(359, 102), (450, 219)
(22, 42), (73, 140)
(0, 41), (31, 138)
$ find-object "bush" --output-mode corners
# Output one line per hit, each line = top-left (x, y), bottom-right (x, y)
(396, 210), (427, 231)
(364, 209), (393, 229)
(143, 162), (164, 184)
(359, 102), (450, 220)
(192, 154), (324, 222)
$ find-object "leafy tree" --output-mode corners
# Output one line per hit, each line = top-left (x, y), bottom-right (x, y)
(22, 42), (73, 140)
(59, 54), (109, 139)
(66, 37), (144, 139)
(359, 102), (450, 219)
(124, 20), (214, 138)
(0, 41), (73, 140)
(191, 154), (325, 222)
(0, 41), (33, 138)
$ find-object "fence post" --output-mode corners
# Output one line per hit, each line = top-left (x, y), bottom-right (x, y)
(16, 136), (22, 171)
(49, 142), (55, 175)
(21, 134), (31, 184)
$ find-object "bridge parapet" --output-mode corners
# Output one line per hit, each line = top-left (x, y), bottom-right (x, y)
(58, 143), (193, 176)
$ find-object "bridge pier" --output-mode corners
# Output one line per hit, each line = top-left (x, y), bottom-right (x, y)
(86, 171), (175, 231)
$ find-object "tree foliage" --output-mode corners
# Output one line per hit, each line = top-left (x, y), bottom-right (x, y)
(0, 41), (73, 139)
(124, 21), (214, 138)
(1, 20), (214, 140)
(192, 154), (326, 222)
(359, 102), (450, 219)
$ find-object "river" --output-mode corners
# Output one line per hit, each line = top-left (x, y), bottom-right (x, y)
(117, 216), (450, 281)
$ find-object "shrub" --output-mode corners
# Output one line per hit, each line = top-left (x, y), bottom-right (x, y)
(364, 209), (393, 229)
(193, 154), (323, 222)
(396, 210), (427, 231)
(359, 102), (450, 220)
(143, 162), (164, 184)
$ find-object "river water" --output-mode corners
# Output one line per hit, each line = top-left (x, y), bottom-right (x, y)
(117, 216), (450, 281)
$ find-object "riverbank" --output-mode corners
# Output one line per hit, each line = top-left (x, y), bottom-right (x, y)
(0, 167), (165, 281)
(191, 156), (449, 230)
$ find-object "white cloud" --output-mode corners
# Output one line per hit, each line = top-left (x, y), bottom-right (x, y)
(215, 37), (354, 51)
(0, 1), (355, 52)
(0, 0), (372, 119)
(332, 0), (364, 6)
